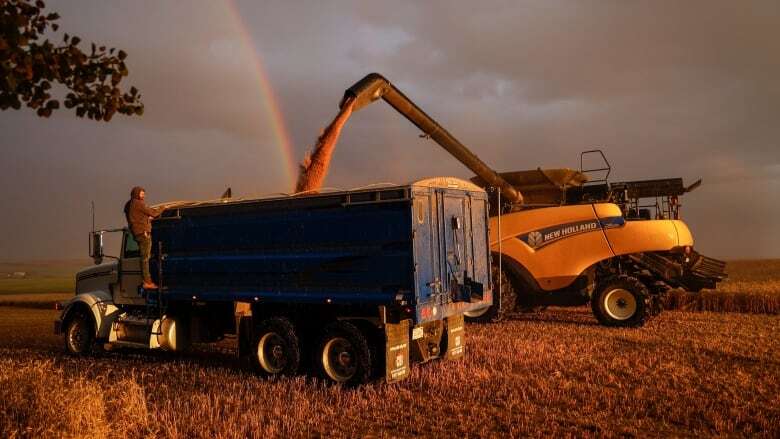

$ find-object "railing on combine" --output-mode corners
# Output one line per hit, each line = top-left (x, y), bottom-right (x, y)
(579, 149), (612, 187)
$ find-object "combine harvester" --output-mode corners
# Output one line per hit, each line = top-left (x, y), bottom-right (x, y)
(330, 73), (726, 327)
(56, 178), (491, 385)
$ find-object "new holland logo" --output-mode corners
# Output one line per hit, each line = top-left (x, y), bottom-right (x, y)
(519, 217), (624, 250)
(527, 231), (544, 248)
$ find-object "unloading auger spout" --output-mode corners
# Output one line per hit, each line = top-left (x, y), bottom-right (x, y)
(340, 73), (524, 205)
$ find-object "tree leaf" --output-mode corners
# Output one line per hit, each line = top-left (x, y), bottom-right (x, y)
(1, 2), (143, 121)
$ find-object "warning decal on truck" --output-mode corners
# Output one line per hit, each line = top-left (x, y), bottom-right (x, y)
(445, 314), (465, 360)
(385, 320), (410, 383)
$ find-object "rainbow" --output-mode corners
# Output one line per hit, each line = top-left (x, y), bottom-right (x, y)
(224, 0), (298, 189)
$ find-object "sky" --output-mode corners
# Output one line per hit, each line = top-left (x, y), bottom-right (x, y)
(1, 0), (778, 260)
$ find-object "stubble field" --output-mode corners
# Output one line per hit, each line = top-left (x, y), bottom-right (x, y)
(1, 260), (779, 437)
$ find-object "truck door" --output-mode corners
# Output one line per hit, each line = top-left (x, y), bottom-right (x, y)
(467, 195), (489, 288)
(441, 192), (466, 302)
(412, 192), (439, 306)
(118, 231), (145, 305)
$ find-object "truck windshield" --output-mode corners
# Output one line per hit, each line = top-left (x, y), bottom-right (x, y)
(124, 232), (140, 258)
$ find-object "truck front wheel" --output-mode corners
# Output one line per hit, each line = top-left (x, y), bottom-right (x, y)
(591, 275), (650, 327)
(64, 310), (95, 355)
(252, 317), (300, 377)
(315, 321), (372, 386)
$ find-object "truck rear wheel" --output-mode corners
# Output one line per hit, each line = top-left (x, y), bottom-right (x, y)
(315, 321), (372, 386)
(64, 310), (95, 355)
(591, 275), (650, 327)
(252, 317), (300, 377)
(465, 260), (515, 323)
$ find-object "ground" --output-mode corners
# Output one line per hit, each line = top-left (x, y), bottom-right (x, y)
(1, 306), (778, 438)
(1, 260), (778, 438)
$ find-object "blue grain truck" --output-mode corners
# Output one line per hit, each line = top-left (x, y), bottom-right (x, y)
(55, 177), (491, 384)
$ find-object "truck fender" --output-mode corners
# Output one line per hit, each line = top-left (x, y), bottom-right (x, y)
(60, 290), (121, 340)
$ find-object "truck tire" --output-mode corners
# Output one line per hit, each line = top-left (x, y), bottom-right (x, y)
(252, 317), (300, 377)
(591, 275), (651, 327)
(465, 261), (515, 323)
(64, 310), (95, 355)
(314, 321), (372, 386)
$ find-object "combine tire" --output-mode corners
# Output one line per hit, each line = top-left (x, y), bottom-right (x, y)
(64, 310), (95, 355)
(314, 321), (372, 386)
(591, 275), (651, 327)
(252, 317), (301, 377)
(465, 260), (516, 323)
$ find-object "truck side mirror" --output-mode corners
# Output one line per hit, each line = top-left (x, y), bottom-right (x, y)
(90, 231), (104, 265)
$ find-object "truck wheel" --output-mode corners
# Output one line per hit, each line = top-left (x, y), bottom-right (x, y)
(64, 310), (95, 355)
(315, 321), (372, 386)
(465, 261), (515, 323)
(591, 275), (651, 327)
(252, 317), (300, 377)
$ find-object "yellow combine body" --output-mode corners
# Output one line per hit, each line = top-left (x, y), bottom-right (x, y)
(463, 163), (725, 327)
(491, 204), (693, 292)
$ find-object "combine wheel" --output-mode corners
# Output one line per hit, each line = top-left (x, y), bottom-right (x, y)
(314, 321), (372, 386)
(252, 317), (300, 377)
(465, 259), (516, 323)
(64, 310), (95, 355)
(591, 275), (651, 327)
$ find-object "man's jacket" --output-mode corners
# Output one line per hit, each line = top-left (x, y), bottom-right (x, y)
(127, 199), (158, 237)
(124, 186), (158, 237)
(126, 199), (157, 237)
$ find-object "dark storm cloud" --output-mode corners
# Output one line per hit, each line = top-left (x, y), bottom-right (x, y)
(1, 0), (778, 259)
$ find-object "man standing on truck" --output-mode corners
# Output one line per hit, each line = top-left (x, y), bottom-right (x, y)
(124, 186), (161, 289)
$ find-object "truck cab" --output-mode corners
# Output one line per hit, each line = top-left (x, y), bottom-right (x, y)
(56, 228), (150, 352)
(71, 227), (147, 304)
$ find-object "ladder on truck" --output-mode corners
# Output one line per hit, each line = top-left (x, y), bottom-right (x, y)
(143, 242), (167, 344)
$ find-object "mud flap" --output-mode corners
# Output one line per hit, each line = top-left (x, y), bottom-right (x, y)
(236, 315), (253, 368)
(385, 319), (410, 383)
(444, 314), (465, 360)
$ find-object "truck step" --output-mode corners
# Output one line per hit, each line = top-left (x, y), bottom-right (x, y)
(113, 316), (156, 344)
(115, 315), (155, 327)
